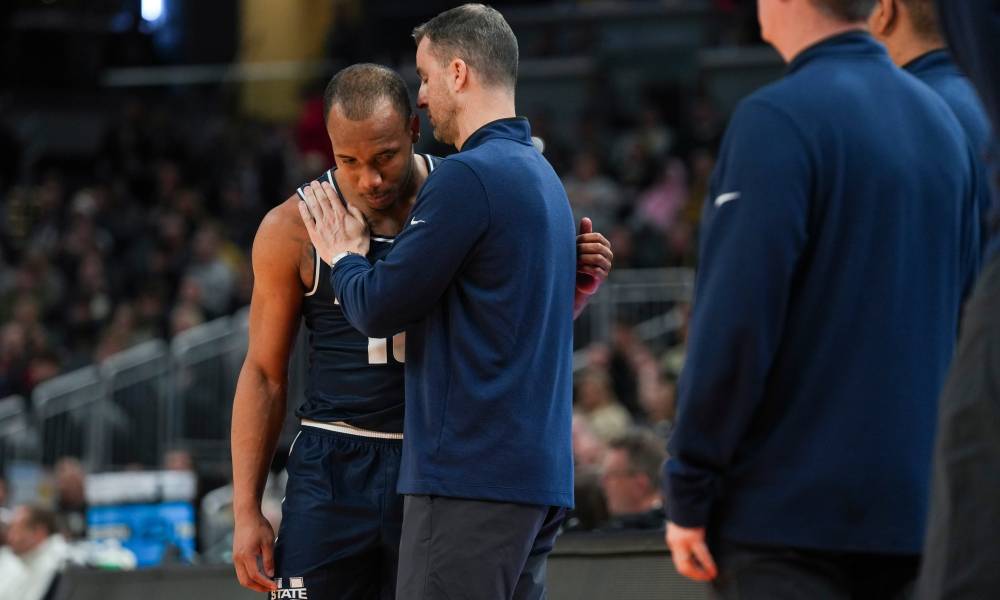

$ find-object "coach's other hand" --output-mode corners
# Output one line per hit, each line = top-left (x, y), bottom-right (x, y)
(666, 521), (718, 582)
(299, 180), (370, 264)
(233, 510), (278, 593)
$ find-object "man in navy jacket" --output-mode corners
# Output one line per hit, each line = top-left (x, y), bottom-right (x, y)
(300, 5), (577, 599)
(663, 0), (980, 596)
(869, 0), (993, 260)
(918, 1), (1000, 597)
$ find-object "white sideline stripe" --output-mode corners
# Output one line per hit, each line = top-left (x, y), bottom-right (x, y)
(301, 418), (403, 440)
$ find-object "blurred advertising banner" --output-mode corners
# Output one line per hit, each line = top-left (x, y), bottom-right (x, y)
(85, 471), (197, 568)
(238, 0), (337, 121)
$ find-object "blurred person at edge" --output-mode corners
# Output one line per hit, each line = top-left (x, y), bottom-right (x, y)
(868, 0), (993, 259)
(662, 0), (979, 596)
(0, 505), (69, 600)
(916, 0), (1000, 597)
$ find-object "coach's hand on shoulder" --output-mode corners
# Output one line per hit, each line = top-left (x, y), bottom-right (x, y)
(299, 180), (370, 265)
(666, 521), (718, 582)
(576, 217), (612, 295)
(233, 510), (278, 593)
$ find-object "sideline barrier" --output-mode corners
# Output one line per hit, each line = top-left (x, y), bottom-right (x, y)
(549, 530), (710, 600)
(54, 530), (709, 600)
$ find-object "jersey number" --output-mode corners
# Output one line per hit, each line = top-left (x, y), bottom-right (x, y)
(367, 334), (405, 365)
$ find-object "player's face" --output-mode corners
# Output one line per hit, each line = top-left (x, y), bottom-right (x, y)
(327, 100), (419, 211)
(416, 38), (460, 146)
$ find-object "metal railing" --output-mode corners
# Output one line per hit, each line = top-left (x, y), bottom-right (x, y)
(1, 270), (692, 477)
(574, 268), (694, 371)
(0, 395), (37, 473)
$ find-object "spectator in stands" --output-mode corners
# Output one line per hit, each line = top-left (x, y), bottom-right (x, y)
(53, 458), (86, 541)
(661, 302), (690, 381)
(0, 322), (30, 398)
(0, 505), (69, 600)
(574, 369), (632, 442)
(94, 303), (149, 362)
(635, 355), (676, 436)
(568, 416), (609, 532)
(566, 468), (609, 533)
(572, 413), (608, 469)
(563, 150), (624, 235)
(169, 297), (206, 337)
(184, 224), (237, 320)
(600, 431), (666, 530)
(611, 105), (673, 190)
(635, 157), (688, 235)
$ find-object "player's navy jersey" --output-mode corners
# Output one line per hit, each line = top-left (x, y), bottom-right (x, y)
(295, 154), (438, 433)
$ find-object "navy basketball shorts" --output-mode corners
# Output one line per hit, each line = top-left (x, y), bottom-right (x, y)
(272, 425), (403, 600)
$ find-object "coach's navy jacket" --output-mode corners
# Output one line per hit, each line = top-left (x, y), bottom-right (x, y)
(906, 49), (995, 259)
(937, 0), (1000, 259)
(332, 118), (576, 508)
(664, 32), (979, 554)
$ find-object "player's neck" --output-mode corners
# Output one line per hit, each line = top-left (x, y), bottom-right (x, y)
(358, 153), (427, 237)
(454, 92), (516, 151)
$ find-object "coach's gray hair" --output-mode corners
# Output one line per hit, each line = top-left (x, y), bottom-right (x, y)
(810, 0), (878, 21)
(323, 63), (413, 122)
(412, 4), (518, 91)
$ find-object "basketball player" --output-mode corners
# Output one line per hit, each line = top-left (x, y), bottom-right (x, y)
(230, 63), (612, 599)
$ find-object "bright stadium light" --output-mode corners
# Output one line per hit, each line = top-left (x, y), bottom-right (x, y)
(141, 0), (163, 23)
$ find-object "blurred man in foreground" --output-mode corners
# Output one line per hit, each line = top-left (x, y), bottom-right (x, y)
(663, 0), (979, 596)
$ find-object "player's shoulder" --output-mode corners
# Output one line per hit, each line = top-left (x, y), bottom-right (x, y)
(259, 196), (305, 237)
(259, 167), (337, 236)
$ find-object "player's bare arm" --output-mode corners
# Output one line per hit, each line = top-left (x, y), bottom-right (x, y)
(231, 197), (312, 594)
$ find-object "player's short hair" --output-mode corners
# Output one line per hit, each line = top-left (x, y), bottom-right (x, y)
(900, 0), (941, 40)
(323, 63), (413, 124)
(608, 430), (667, 489)
(412, 4), (518, 91)
(810, 0), (878, 22)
